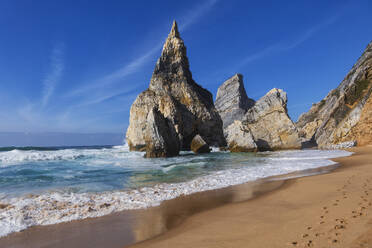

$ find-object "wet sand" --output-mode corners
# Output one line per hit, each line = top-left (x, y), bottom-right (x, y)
(131, 146), (372, 248)
(0, 172), (295, 248)
(1, 147), (370, 248)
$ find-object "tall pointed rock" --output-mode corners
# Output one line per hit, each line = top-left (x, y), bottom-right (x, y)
(126, 21), (225, 156)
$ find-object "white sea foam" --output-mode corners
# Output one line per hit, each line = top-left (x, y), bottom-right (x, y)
(0, 145), (138, 167)
(0, 149), (351, 237)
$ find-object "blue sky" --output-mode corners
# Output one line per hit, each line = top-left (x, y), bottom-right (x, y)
(0, 0), (371, 138)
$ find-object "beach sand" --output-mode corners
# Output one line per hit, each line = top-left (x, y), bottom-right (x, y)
(131, 146), (372, 248)
(1, 146), (371, 248)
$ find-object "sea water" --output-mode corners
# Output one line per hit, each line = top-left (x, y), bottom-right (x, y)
(0, 145), (351, 237)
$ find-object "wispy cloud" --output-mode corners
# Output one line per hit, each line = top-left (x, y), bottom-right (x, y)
(11, 0), (221, 133)
(237, 15), (340, 68)
(67, 45), (161, 97)
(66, 0), (220, 105)
(75, 87), (140, 107)
(41, 42), (64, 107)
(179, 0), (219, 31)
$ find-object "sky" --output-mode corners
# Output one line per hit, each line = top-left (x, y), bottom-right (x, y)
(0, 0), (371, 145)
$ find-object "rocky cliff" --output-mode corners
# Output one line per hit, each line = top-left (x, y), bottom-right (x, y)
(297, 41), (372, 148)
(126, 21), (225, 156)
(215, 74), (255, 129)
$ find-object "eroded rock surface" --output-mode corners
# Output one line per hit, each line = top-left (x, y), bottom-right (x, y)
(215, 74), (255, 129)
(242, 88), (302, 150)
(145, 108), (180, 158)
(126, 21), (225, 157)
(225, 121), (257, 152)
(297, 41), (372, 148)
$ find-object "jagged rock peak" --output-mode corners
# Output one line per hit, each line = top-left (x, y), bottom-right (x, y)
(215, 73), (255, 129)
(126, 21), (226, 156)
(151, 19), (192, 91)
(169, 20), (180, 38)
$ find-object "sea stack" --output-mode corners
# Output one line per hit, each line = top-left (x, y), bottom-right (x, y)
(215, 74), (255, 129)
(126, 21), (225, 157)
(216, 78), (302, 151)
(242, 88), (302, 150)
(297, 41), (372, 148)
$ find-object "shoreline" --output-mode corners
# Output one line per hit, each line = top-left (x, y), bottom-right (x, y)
(0, 150), (351, 248)
(130, 146), (372, 248)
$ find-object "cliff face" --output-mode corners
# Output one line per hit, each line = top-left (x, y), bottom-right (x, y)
(215, 74), (255, 129)
(297, 41), (372, 148)
(126, 21), (225, 156)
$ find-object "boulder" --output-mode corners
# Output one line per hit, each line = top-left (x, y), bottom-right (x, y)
(190, 134), (211, 153)
(242, 88), (302, 150)
(297, 41), (372, 148)
(126, 21), (225, 157)
(215, 74), (255, 129)
(225, 121), (257, 152)
(144, 108), (180, 158)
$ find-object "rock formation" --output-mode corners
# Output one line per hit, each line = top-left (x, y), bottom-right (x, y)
(242, 88), (302, 150)
(218, 81), (302, 151)
(297, 41), (372, 148)
(225, 121), (257, 152)
(126, 21), (225, 157)
(190, 135), (211, 153)
(215, 74), (255, 129)
(145, 108), (180, 158)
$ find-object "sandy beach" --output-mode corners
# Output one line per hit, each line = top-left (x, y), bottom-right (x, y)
(131, 146), (372, 248)
(1, 146), (371, 248)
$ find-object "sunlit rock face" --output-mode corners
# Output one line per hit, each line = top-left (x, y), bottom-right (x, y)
(225, 120), (257, 152)
(215, 71), (301, 152)
(241, 88), (302, 151)
(219, 84), (301, 151)
(297, 41), (372, 148)
(126, 21), (225, 157)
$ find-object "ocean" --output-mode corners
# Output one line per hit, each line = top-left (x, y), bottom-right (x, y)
(0, 145), (351, 237)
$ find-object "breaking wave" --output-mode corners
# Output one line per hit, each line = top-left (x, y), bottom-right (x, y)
(0, 146), (351, 237)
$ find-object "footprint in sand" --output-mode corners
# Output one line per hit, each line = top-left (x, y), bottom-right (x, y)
(291, 241), (297, 246)
(306, 240), (313, 247)
(334, 224), (345, 230)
